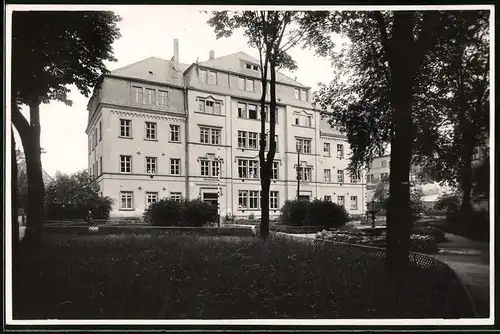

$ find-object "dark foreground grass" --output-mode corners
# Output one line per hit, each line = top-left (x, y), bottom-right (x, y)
(13, 232), (474, 319)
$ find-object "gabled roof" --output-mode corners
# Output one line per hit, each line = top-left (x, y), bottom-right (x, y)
(17, 158), (53, 186)
(109, 57), (190, 87)
(197, 51), (309, 89)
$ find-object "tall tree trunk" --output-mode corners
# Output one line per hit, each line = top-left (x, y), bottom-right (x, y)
(12, 129), (19, 258)
(22, 101), (45, 247)
(385, 12), (417, 272)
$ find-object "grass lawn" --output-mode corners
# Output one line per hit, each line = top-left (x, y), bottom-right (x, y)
(13, 232), (474, 319)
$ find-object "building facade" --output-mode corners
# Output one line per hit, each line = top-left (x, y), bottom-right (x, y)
(85, 39), (367, 219)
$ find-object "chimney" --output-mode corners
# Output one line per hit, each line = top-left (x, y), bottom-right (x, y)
(209, 50), (215, 60)
(173, 38), (179, 67)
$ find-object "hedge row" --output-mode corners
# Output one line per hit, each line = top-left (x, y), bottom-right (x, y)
(143, 198), (216, 227)
(280, 199), (349, 228)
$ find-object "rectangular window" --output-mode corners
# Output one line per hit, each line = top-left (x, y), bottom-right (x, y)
(133, 86), (143, 104)
(249, 191), (259, 209)
(170, 158), (181, 175)
(146, 192), (158, 207)
(238, 159), (248, 178)
(145, 157), (157, 174)
(301, 90), (307, 101)
(200, 160), (210, 176)
(214, 102), (221, 115)
(99, 121), (102, 140)
(294, 88), (300, 99)
(324, 143), (330, 156)
(198, 100), (205, 113)
(337, 144), (344, 159)
(95, 160), (99, 177)
(337, 196), (345, 207)
(200, 69), (207, 83)
(350, 196), (358, 210)
(145, 88), (156, 105)
(120, 155), (132, 173)
(157, 90), (168, 106)
(296, 139), (312, 154)
(238, 131), (247, 148)
(211, 160), (220, 177)
(205, 101), (214, 114)
(249, 160), (259, 179)
(120, 191), (133, 209)
(208, 71), (217, 85)
(237, 103), (247, 118)
(238, 77), (245, 90)
(324, 195), (332, 202)
(351, 171), (360, 183)
(200, 127), (210, 144)
(303, 167), (312, 181)
(272, 161), (279, 180)
(238, 190), (248, 209)
(248, 104), (258, 119)
(306, 115), (312, 127)
(170, 124), (180, 142)
(381, 160), (387, 167)
(99, 156), (103, 174)
(120, 119), (132, 138)
(337, 170), (344, 183)
(246, 79), (254, 92)
(248, 132), (258, 149)
(270, 191), (279, 210)
(170, 192), (182, 202)
(211, 128), (221, 145)
(145, 122), (157, 140)
(324, 169), (331, 182)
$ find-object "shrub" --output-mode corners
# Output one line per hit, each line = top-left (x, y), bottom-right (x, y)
(304, 199), (349, 228)
(434, 193), (461, 213)
(143, 198), (182, 226)
(248, 213), (255, 221)
(412, 226), (447, 243)
(180, 199), (215, 227)
(280, 200), (308, 226)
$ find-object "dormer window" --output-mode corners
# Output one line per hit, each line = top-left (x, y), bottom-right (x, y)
(244, 62), (260, 71)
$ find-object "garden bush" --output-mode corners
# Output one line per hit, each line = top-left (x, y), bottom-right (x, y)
(179, 199), (215, 227)
(143, 198), (182, 226)
(412, 226), (447, 243)
(279, 200), (309, 226)
(304, 199), (349, 228)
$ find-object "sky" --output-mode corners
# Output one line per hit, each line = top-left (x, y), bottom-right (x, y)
(11, 6), (337, 177)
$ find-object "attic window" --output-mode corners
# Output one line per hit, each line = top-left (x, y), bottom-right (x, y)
(244, 63), (260, 71)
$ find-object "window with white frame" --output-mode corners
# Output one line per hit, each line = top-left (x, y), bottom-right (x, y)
(238, 77), (245, 90)
(208, 71), (217, 85)
(294, 88), (300, 99)
(324, 169), (331, 182)
(351, 170), (360, 183)
(145, 157), (157, 174)
(170, 192), (182, 202)
(248, 160), (259, 179)
(238, 159), (249, 178)
(170, 158), (181, 175)
(324, 142), (331, 156)
(246, 78), (254, 92)
(170, 124), (180, 142)
(120, 155), (132, 173)
(198, 99), (222, 115)
(350, 196), (358, 210)
(337, 196), (345, 207)
(157, 90), (168, 106)
(248, 132), (258, 149)
(211, 128), (221, 145)
(270, 191), (279, 210)
(301, 90), (307, 101)
(120, 191), (133, 209)
(238, 131), (247, 148)
(200, 160), (210, 176)
(337, 169), (344, 183)
(211, 160), (220, 177)
(248, 104), (258, 119)
(146, 192), (158, 207)
(120, 119), (132, 138)
(199, 127), (221, 145)
(200, 127), (210, 144)
(324, 195), (332, 202)
(200, 69), (207, 83)
(337, 144), (344, 158)
(145, 122), (157, 140)
(145, 88), (156, 105)
(237, 103), (247, 118)
(298, 167), (312, 181)
(296, 138), (312, 154)
(133, 86), (143, 104)
(238, 190), (248, 209)
(272, 161), (279, 180)
(249, 191), (259, 209)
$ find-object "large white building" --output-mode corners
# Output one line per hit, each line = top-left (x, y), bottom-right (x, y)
(85, 39), (367, 219)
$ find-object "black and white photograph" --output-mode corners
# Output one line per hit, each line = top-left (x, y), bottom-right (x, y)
(5, 4), (494, 327)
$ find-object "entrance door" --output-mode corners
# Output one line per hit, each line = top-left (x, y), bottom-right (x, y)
(202, 192), (219, 221)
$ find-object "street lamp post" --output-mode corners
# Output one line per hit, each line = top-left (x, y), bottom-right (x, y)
(296, 147), (301, 200)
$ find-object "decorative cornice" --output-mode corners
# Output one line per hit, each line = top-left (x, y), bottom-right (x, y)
(109, 109), (186, 123)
